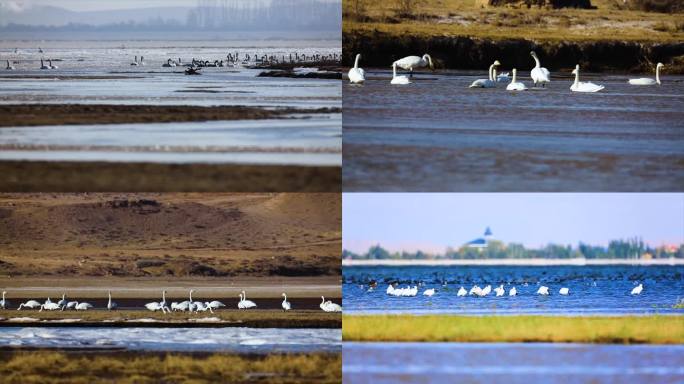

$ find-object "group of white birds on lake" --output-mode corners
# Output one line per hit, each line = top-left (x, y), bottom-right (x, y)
(383, 282), (645, 298)
(1, 290), (341, 313)
(348, 51), (665, 93)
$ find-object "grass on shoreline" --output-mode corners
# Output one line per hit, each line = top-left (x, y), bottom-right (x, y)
(0, 351), (341, 384)
(343, 315), (684, 344)
(343, 0), (684, 42)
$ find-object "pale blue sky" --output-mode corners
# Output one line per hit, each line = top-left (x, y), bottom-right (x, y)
(0, 0), (338, 12)
(343, 193), (684, 253)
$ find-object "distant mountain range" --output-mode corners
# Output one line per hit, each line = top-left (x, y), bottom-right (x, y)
(0, 5), (192, 27)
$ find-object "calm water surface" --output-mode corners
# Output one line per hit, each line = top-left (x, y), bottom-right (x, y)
(343, 342), (684, 384)
(343, 265), (684, 315)
(343, 70), (684, 191)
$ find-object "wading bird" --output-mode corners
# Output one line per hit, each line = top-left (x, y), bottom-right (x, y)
(393, 54), (434, 77)
(530, 51), (550, 87)
(281, 293), (291, 311)
(348, 53), (365, 84)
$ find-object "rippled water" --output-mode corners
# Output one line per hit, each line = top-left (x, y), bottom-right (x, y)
(343, 342), (684, 384)
(0, 327), (341, 353)
(343, 70), (684, 191)
(343, 265), (684, 315)
(0, 114), (341, 165)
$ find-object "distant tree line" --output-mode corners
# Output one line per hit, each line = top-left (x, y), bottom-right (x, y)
(343, 238), (684, 259)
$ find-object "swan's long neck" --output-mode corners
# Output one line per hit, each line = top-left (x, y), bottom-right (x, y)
(573, 69), (579, 86)
(488, 64), (494, 81)
(162, 291), (166, 304)
(283, 294), (287, 301)
(532, 55), (540, 69)
(392, 63), (397, 78)
(512, 69), (517, 83)
(189, 291), (193, 303)
(493, 68), (497, 80)
(353, 54), (360, 70)
(656, 66), (661, 84)
(108, 292), (112, 305)
(321, 296), (325, 305)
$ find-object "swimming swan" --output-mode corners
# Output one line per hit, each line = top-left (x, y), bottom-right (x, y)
(537, 286), (550, 295)
(281, 293), (291, 311)
(509, 287), (517, 296)
(320, 296), (342, 312)
(530, 51), (550, 87)
(348, 53), (365, 84)
(162, 58), (176, 68)
(470, 61), (499, 88)
(570, 65), (604, 93)
(631, 283), (643, 295)
(559, 287), (570, 295)
(494, 284), (505, 297)
(107, 290), (117, 310)
(393, 54), (433, 77)
(423, 288), (435, 297)
(391, 62), (411, 85)
(238, 291), (257, 309)
(629, 63), (663, 85)
(506, 68), (527, 91)
(457, 286), (467, 297)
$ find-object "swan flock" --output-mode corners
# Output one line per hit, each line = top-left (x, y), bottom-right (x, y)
(348, 50), (667, 92)
(2, 290), (341, 313)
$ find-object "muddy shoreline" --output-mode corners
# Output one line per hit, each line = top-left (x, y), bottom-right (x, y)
(343, 31), (684, 73)
(0, 160), (341, 192)
(0, 104), (341, 127)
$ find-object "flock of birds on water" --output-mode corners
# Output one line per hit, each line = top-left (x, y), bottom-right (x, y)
(347, 51), (666, 92)
(0, 290), (342, 313)
(2, 48), (340, 74)
(378, 282), (644, 298)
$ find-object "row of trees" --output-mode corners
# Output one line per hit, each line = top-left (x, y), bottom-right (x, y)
(343, 238), (684, 260)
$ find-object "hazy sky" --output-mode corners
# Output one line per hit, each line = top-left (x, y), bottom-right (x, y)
(0, 0), (338, 12)
(343, 193), (684, 253)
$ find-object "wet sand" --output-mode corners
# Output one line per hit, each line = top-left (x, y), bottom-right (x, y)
(0, 104), (341, 127)
(0, 160), (340, 192)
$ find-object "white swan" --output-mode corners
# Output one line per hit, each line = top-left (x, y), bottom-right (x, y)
(494, 284), (505, 297)
(631, 283), (643, 295)
(469, 285), (481, 296)
(469, 61), (499, 88)
(509, 287), (517, 296)
(629, 63), (663, 85)
(559, 287), (569, 295)
(570, 65), (604, 93)
(40, 59), (50, 70)
(130, 56), (139, 66)
(537, 286), (549, 295)
(391, 63), (411, 85)
(457, 286), (467, 297)
(57, 293), (67, 307)
(238, 291), (257, 309)
(0, 291), (8, 309)
(348, 53), (365, 84)
(107, 290), (117, 310)
(530, 51), (550, 87)
(75, 302), (93, 311)
(40, 302), (63, 311)
(281, 293), (291, 311)
(481, 285), (492, 296)
(320, 296), (342, 312)
(64, 301), (78, 310)
(194, 301), (214, 313)
(5, 60), (14, 70)
(145, 291), (169, 313)
(44, 297), (52, 305)
(139, 56), (145, 66)
(423, 288), (435, 297)
(18, 300), (41, 310)
(207, 300), (226, 310)
(393, 54), (433, 77)
(506, 68), (527, 91)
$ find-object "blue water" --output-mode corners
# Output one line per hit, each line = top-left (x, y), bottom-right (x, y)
(343, 342), (684, 384)
(343, 265), (684, 315)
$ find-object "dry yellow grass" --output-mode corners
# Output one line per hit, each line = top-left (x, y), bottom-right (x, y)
(343, 0), (684, 42)
(343, 315), (684, 344)
(0, 351), (341, 384)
